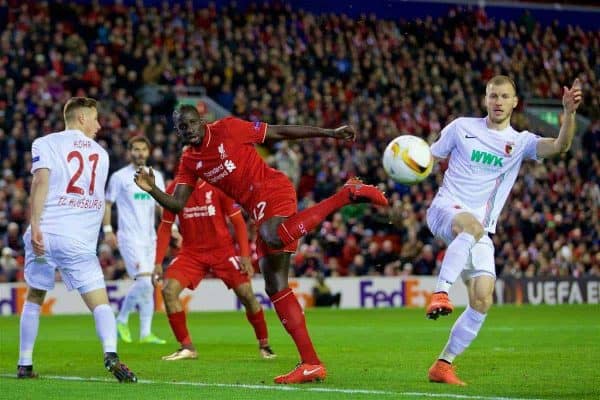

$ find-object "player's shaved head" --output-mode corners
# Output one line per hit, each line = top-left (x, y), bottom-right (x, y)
(173, 104), (200, 121)
(486, 75), (517, 95)
(63, 97), (98, 124)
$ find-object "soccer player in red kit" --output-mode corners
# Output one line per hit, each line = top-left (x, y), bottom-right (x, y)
(134, 105), (388, 384)
(154, 178), (275, 361)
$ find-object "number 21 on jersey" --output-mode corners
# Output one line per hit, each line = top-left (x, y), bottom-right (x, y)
(66, 150), (99, 195)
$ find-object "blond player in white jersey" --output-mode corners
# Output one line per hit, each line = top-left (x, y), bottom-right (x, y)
(18, 97), (137, 382)
(103, 136), (166, 344)
(425, 76), (582, 385)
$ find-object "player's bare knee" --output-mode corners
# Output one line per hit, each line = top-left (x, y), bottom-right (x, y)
(259, 228), (283, 250)
(470, 295), (493, 313)
(464, 222), (485, 242)
(162, 282), (179, 302)
(26, 288), (46, 305)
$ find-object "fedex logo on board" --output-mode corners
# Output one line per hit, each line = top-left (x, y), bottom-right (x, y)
(359, 279), (431, 307)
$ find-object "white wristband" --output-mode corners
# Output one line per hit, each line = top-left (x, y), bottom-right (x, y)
(103, 225), (113, 234)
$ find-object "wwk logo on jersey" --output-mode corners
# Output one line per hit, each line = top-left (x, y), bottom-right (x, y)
(205, 190), (213, 204)
(471, 149), (503, 167)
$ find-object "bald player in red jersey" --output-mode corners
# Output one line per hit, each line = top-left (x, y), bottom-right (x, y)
(154, 179), (275, 361)
(135, 106), (388, 384)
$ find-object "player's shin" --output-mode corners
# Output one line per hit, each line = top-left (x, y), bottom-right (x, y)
(136, 276), (155, 338)
(246, 308), (269, 346)
(277, 192), (349, 245)
(436, 232), (476, 292)
(167, 311), (193, 347)
(19, 301), (41, 366)
(439, 306), (486, 362)
(271, 288), (320, 365)
(93, 304), (117, 353)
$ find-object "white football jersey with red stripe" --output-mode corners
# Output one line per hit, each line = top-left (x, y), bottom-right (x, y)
(29, 129), (109, 250)
(430, 117), (540, 233)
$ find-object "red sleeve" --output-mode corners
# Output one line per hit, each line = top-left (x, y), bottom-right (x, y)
(224, 117), (268, 145)
(155, 221), (172, 265)
(174, 152), (199, 186)
(229, 212), (250, 257)
(161, 181), (178, 223)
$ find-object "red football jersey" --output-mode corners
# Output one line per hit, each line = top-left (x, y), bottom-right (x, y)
(164, 179), (240, 251)
(175, 117), (291, 214)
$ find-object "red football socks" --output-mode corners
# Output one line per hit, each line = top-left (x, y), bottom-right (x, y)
(246, 309), (269, 347)
(277, 190), (349, 245)
(270, 288), (320, 365)
(167, 311), (192, 346)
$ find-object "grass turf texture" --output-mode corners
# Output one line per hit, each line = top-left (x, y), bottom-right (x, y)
(1, 305), (598, 400)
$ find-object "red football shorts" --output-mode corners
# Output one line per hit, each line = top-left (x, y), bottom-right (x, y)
(164, 246), (250, 290)
(249, 177), (299, 258)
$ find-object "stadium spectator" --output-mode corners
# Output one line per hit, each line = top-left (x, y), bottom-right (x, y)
(312, 272), (342, 307)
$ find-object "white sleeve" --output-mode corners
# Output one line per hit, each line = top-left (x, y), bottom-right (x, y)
(430, 120), (458, 159)
(30, 138), (53, 173)
(154, 170), (166, 192)
(105, 173), (119, 203)
(522, 131), (541, 161)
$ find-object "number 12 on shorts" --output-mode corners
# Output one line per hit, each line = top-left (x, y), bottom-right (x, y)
(253, 201), (267, 222)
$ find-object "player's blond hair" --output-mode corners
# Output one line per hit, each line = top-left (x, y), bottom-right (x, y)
(486, 75), (517, 95)
(63, 97), (98, 124)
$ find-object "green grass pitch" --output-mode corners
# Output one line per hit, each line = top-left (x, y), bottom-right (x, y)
(1, 305), (598, 400)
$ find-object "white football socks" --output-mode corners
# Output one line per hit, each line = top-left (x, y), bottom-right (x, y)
(116, 280), (139, 324)
(19, 301), (41, 366)
(439, 306), (486, 363)
(435, 232), (476, 293)
(136, 276), (154, 338)
(93, 303), (117, 353)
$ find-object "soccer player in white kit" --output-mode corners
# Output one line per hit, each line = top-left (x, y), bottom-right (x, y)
(425, 76), (582, 385)
(103, 136), (166, 344)
(18, 97), (137, 382)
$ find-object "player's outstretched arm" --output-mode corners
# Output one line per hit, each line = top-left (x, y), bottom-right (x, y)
(134, 167), (193, 213)
(536, 78), (583, 158)
(30, 168), (50, 256)
(266, 124), (356, 142)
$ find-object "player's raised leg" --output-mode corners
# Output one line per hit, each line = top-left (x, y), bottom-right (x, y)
(427, 212), (483, 319)
(81, 284), (137, 383)
(276, 178), (387, 247)
(233, 282), (276, 359)
(260, 251), (326, 384)
(429, 275), (494, 385)
(161, 277), (198, 361)
(17, 288), (46, 378)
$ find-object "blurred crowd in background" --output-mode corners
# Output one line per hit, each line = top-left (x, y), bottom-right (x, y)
(0, 1), (598, 283)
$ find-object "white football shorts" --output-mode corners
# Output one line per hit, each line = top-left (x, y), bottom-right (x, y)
(426, 199), (496, 281)
(23, 231), (105, 293)
(117, 238), (156, 278)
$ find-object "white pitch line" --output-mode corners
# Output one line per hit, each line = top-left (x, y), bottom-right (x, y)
(2, 374), (550, 400)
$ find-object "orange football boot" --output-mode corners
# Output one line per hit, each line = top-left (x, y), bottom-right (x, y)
(426, 291), (454, 319)
(428, 360), (466, 386)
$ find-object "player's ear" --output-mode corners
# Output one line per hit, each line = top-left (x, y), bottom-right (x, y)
(513, 96), (519, 109)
